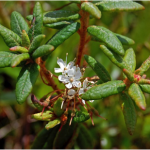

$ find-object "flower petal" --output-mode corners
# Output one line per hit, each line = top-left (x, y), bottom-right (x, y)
(57, 59), (66, 70)
(65, 82), (72, 89)
(54, 68), (62, 73)
(82, 99), (85, 104)
(89, 100), (94, 103)
(72, 81), (81, 88)
(58, 75), (69, 83)
(79, 88), (84, 95)
(67, 61), (74, 69)
(67, 69), (74, 77)
(68, 89), (76, 96)
(83, 78), (88, 89)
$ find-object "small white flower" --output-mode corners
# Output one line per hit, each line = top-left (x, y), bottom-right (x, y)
(65, 66), (82, 89)
(79, 78), (94, 104)
(54, 59), (74, 74)
(68, 89), (76, 96)
(68, 89), (76, 99)
(54, 54), (74, 74)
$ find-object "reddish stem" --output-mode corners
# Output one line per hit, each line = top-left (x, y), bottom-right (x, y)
(76, 5), (89, 67)
(36, 58), (61, 94)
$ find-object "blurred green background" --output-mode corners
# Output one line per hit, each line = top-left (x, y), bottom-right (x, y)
(0, 1), (150, 149)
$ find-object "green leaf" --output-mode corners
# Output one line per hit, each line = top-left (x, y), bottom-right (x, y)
(95, 1), (144, 12)
(32, 111), (52, 121)
(16, 63), (39, 104)
(32, 45), (54, 59)
(43, 10), (80, 24)
(123, 48), (136, 72)
(135, 56), (150, 76)
(69, 0), (81, 4)
(120, 92), (137, 135)
(28, 2), (43, 41)
(0, 24), (22, 47)
(11, 53), (30, 68)
(0, 51), (17, 68)
(82, 80), (126, 100)
(53, 97), (64, 117)
(81, 2), (101, 19)
(73, 111), (90, 123)
(29, 34), (45, 53)
(99, 45), (130, 70)
(22, 30), (30, 48)
(45, 119), (61, 130)
(84, 55), (111, 82)
(53, 122), (77, 149)
(77, 124), (94, 149)
(9, 46), (28, 53)
(140, 84), (150, 94)
(26, 15), (33, 21)
(44, 21), (73, 29)
(92, 33), (135, 46)
(122, 68), (134, 82)
(87, 26), (125, 55)
(128, 83), (146, 110)
(43, 126), (60, 149)
(47, 22), (80, 48)
(115, 34), (135, 45)
(31, 127), (54, 149)
(10, 11), (29, 37)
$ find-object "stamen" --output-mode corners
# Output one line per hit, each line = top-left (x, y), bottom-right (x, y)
(66, 53), (68, 66)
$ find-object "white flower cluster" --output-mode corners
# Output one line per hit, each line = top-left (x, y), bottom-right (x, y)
(54, 54), (94, 104)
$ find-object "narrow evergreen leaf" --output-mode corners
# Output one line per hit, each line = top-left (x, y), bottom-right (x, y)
(84, 55), (111, 82)
(140, 84), (150, 94)
(77, 124), (94, 149)
(10, 11), (29, 37)
(32, 45), (54, 59)
(53, 122), (77, 149)
(128, 83), (146, 110)
(22, 30), (30, 48)
(44, 21), (72, 29)
(81, 2), (101, 19)
(0, 51), (17, 68)
(135, 56), (150, 76)
(47, 22), (80, 48)
(32, 111), (52, 121)
(53, 97), (64, 117)
(43, 125), (60, 149)
(43, 10), (80, 24)
(123, 48), (136, 72)
(11, 53), (30, 68)
(115, 34), (135, 45)
(95, 1), (144, 12)
(9, 46), (28, 53)
(91, 33), (135, 46)
(28, 2), (43, 41)
(87, 26), (125, 55)
(31, 127), (54, 149)
(29, 34), (45, 53)
(73, 111), (90, 123)
(16, 63), (39, 104)
(45, 119), (61, 130)
(0, 24), (22, 47)
(82, 80), (126, 100)
(99, 45), (130, 70)
(120, 92), (137, 135)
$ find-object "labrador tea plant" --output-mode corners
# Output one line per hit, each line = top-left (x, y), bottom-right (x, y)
(0, 1), (149, 149)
